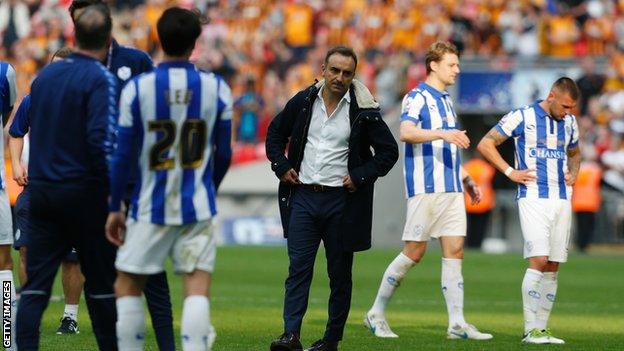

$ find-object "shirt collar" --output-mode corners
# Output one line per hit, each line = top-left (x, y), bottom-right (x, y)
(318, 85), (351, 104)
(533, 100), (550, 119)
(157, 61), (196, 69)
(419, 82), (449, 98)
(69, 52), (99, 62)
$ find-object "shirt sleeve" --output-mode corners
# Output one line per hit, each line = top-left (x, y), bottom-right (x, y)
(109, 79), (141, 211)
(139, 51), (154, 74)
(1, 63), (17, 115)
(87, 68), (118, 182)
(8, 95), (30, 138)
(495, 110), (524, 137)
(568, 115), (579, 148)
(400, 92), (425, 125)
(217, 77), (233, 122)
(213, 77), (233, 190)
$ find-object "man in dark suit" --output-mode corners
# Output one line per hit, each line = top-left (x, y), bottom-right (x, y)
(16, 5), (118, 350)
(266, 46), (398, 351)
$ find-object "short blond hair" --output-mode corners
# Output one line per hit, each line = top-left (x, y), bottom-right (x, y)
(425, 41), (459, 75)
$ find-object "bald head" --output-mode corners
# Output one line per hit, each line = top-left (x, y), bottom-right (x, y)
(69, 0), (103, 22)
(74, 3), (111, 51)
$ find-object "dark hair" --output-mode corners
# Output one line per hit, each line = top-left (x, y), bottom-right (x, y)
(69, 0), (102, 21)
(51, 47), (73, 61)
(425, 41), (459, 75)
(157, 7), (202, 57)
(324, 46), (358, 69)
(552, 77), (580, 100)
(74, 3), (112, 51)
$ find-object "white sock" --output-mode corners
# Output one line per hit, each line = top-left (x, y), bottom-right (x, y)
(182, 295), (214, 351)
(522, 268), (544, 333)
(116, 296), (145, 351)
(441, 258), (466, 328)
(535, 272), (558, 330)
(63, 304), (79, 320)
(0, 270), (16, 350)
(369, 253), (416, 317)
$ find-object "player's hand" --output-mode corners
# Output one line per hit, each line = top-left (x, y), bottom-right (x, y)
(440, 129), (470, 149)
(105, 211), (126, 246)
(12, 162), (28, 186)
(508, 168), (536, 185)
(280, 168), (300, 185)
(343, 175), (357, 192)
(464, 177), (482, 204)
(564, 171), (576, 186)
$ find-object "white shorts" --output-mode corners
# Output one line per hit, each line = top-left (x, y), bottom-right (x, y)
(518, 198), (571, 262)
(116, 219), (216, 275)
(402, 193), (466, 242)
(0, 189), (12, 245)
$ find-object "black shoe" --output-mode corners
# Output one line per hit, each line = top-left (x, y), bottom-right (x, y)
(56, 316), (80, 334)
(270, 332), (303, 351)
(304, 339), (338, 351)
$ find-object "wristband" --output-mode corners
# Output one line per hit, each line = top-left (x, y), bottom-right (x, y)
(504, 167), (514, 177)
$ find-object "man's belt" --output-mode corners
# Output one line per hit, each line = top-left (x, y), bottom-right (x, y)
(299, 184), (344, 192)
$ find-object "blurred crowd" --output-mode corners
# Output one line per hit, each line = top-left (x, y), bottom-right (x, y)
(0, 0), (623, 173)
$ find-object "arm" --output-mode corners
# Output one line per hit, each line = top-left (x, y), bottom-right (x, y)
(265, 91), (303, 181)
(566, 146), (581, 186)
(9, 137), (25, 185)
(477, 127), (536, 184)
(212, 78), (233, 190)
(2, 63), (16, 150)
(1, 63), (16, 127)
(108, 81), (138, 212)
(399, 121), (470, 148)
(476, 128), (512, 173)
(398, 92), (469, 148)
(87, 71), (118, 183)
(7, 95), (31, 186)
(106, 81), (140, 247)
(460, 166), (481, 204)
(348, 112), (399, 188)
(565, 116), (581, 185)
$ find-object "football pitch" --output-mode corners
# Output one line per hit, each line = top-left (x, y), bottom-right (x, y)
(28, 246), (624, 350)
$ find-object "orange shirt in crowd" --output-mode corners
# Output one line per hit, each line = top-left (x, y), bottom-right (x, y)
(284, 2), (314, 47)
(464, 158), (496, 214)
(572, 162), (603, 213)
(360, 1), (390, 49)
(548, 14), (578, 57)
(583, 17), (613, 56)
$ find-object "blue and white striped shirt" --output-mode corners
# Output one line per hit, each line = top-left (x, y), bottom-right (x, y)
(495, 101), (579, 200)
(0, 62), (16, 189)
(109, 61), (233, 225)
(401, 82), (463, 197)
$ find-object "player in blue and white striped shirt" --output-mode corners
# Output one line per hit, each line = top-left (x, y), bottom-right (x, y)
(0, 60), (17, 351)
(105, 8), (232, 351)
(365, 42), (492, 341)
(477, 77), (582, 344)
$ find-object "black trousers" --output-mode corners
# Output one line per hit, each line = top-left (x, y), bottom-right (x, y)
(283, 187), (353, 342)
(575, 211), (596, 252)
(17, 184), (117, 350)
(466, 211), (491, 249)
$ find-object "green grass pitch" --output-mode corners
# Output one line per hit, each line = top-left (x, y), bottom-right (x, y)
(22, 246), (624, 350)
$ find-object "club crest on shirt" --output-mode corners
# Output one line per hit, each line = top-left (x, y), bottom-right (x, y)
(117, 66), (132, 81)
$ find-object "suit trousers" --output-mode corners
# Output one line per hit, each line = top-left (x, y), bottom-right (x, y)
(283, 186), (353, 342)
(17, 184), (117, 350)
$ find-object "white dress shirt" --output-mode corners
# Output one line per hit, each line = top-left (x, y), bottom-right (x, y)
(299, 87), (351, 187)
